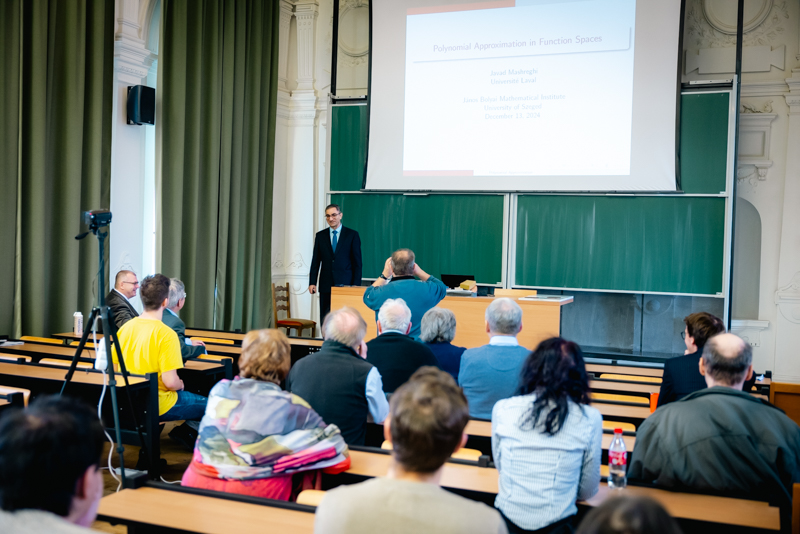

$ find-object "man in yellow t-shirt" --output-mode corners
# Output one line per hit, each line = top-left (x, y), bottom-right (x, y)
(114, 274), (207, 430)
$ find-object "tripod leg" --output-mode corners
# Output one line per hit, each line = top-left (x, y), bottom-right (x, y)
(99, 306), (129, 488)
(61, 307), (101, 395)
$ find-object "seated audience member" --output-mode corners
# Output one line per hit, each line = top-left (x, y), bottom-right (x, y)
(575, 495), (683, 534)
(0, 395), (104, 533)
(114, 274), (207, 451)
(659, 312), (755, 409)
(315, 367), (508, 534)
(162, 278), (206, 361)
(182, 329), (348, 500)
(458, 298), (529, 419)
(420, 307), (466, 381)
(366, 298), (439, 393)
(103, 269), (139, 331)
(629, 333), (800, 507)
(286, 307), (389, 445)
(493, 338), (601, 534)
(363, 249), (447, 340)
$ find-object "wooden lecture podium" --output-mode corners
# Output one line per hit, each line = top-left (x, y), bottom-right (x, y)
(331, 286), (572, 349)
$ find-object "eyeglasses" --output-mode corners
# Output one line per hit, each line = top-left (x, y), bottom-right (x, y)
(325, 213), (341, 219)
(680, 332), (686, 339)
(122, 281), (140, 287)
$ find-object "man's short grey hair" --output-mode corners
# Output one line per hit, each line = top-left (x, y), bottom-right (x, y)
(378, 299), (412, 333)
(323, 307), (367, 348)
(420, 307), (456, 343)
(167, 278), (186, 309)
(702, 334), (752, 386)
(485, 298), (522, 335)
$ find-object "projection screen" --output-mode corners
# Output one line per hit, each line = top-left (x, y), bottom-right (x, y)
(364, 0), (683, 192)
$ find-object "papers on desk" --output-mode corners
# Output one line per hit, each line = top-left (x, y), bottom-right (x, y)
(446, 289), (476, 297)
(518, 295), (573, 303)
(0, 341), (23, 347)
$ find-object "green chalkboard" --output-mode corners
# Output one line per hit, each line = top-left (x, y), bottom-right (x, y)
(514, 195), (726, 294)
(331, 193), (505, 283)
(679, 92), (730, 194)
(330, 104), (367, 192)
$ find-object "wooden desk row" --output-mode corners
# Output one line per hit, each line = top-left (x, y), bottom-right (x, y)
(98, 451), (781, 534)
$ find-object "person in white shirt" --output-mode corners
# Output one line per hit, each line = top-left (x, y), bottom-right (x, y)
(492, 337), (602, 534)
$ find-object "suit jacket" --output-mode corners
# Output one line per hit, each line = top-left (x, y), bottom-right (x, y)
(366, 332), (440, 393)
(104, 289), (139, 332)
(162, 310), (205, 361)
(658, 348), (758, 409)
(309, 226), (362, 292)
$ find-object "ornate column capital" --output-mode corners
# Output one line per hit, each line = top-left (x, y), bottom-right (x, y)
(786, 69), (800, 115)
(114, 0), (154, 84)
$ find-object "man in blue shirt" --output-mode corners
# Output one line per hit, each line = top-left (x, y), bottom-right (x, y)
(363, 249), (447, 341)
(458, 298), (529, 419)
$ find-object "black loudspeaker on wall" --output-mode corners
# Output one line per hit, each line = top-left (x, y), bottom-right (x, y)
(127, 85), (155, 125)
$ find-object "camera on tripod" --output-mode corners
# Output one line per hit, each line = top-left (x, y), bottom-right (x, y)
(84, 209), (112, 231)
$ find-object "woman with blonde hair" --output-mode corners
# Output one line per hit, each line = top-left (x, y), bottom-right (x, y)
(181, 329), (349, 500)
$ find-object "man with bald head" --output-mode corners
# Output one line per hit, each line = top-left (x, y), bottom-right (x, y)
(366, 299), (439, 393)
(105, 270), (140, 330)
(629, 333), (800, 507)
(363, 249), (447, 340)
(286, 306), (389, 445)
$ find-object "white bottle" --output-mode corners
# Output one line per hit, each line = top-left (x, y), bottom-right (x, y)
(608, 428), (627, 489)
(73, 312), (83, 336)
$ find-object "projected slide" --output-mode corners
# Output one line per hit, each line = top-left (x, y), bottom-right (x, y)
(403, 0), (636, 178)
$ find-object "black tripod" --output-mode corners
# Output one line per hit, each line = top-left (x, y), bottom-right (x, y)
(61, 212), (153, 487)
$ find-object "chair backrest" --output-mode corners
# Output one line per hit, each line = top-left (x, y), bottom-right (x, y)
(599, 373), (662, 384)
(190, 337), (234, 345)
(70, 341), (96, 349)
(272, 283), (291, 323)
(769, 382), (800, 427)
(602, 420), (636, 432)
(591, 392), (649, 406)
(39, 358), (93, 369)
(0, 386), (30, 407)
(381, 440), (483, 461)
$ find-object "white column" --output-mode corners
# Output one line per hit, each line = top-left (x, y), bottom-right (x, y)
(109, 0), (154, 312)
(294, 0), (318, 92)
(278, 1), (293, 91)
(773, 69), (800, 382)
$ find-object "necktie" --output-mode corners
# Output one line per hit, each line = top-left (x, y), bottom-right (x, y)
(332, 230), (338, 253)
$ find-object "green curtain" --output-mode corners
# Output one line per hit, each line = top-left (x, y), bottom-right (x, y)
(0, 0), (114, 338)
(160, 0), (278, 331)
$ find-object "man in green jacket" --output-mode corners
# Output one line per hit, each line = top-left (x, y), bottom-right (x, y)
(629, 333), (800, 508)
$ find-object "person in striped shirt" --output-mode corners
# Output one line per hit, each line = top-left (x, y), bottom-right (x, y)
(492, 338), (602, 534)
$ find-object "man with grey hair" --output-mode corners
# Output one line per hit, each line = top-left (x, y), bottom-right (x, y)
(363, 249), (447, 340)
(457, 298), (529, 419)
(366, 299), (439, 393)
(287, 306), (389, 444)
(161, 278), (206, 361)
(630, 333), (800, 509)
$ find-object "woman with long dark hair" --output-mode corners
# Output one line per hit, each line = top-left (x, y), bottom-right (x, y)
(492, 337), (602, 534)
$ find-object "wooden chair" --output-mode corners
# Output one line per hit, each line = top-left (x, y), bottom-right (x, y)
(591, 392), (649, 406)
(20, 336), (63, 345)
(272, 283), (316, 338)
(769, 382), (800, 427)
(599, 373), (662, 384)
(191, 337), (234, 345)
(602, 420), (636, 432)
(0, 386), (30, 407)
(296, 489), (326, 507)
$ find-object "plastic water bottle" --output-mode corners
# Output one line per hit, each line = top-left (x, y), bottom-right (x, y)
(608, 427), (627, 489)
(73, 312), (83, 336)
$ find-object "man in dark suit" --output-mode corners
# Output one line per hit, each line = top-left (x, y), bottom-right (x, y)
(658, 311), (754, 408)
(366, 298), (439, 393)
(309, 204), (362, 322)
(104, 270), (139, 331)
(162, 278), (206, 361)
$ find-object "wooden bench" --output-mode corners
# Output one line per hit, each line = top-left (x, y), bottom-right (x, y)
(98, 485), (315, 534)
(334, 448), (780, 531)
